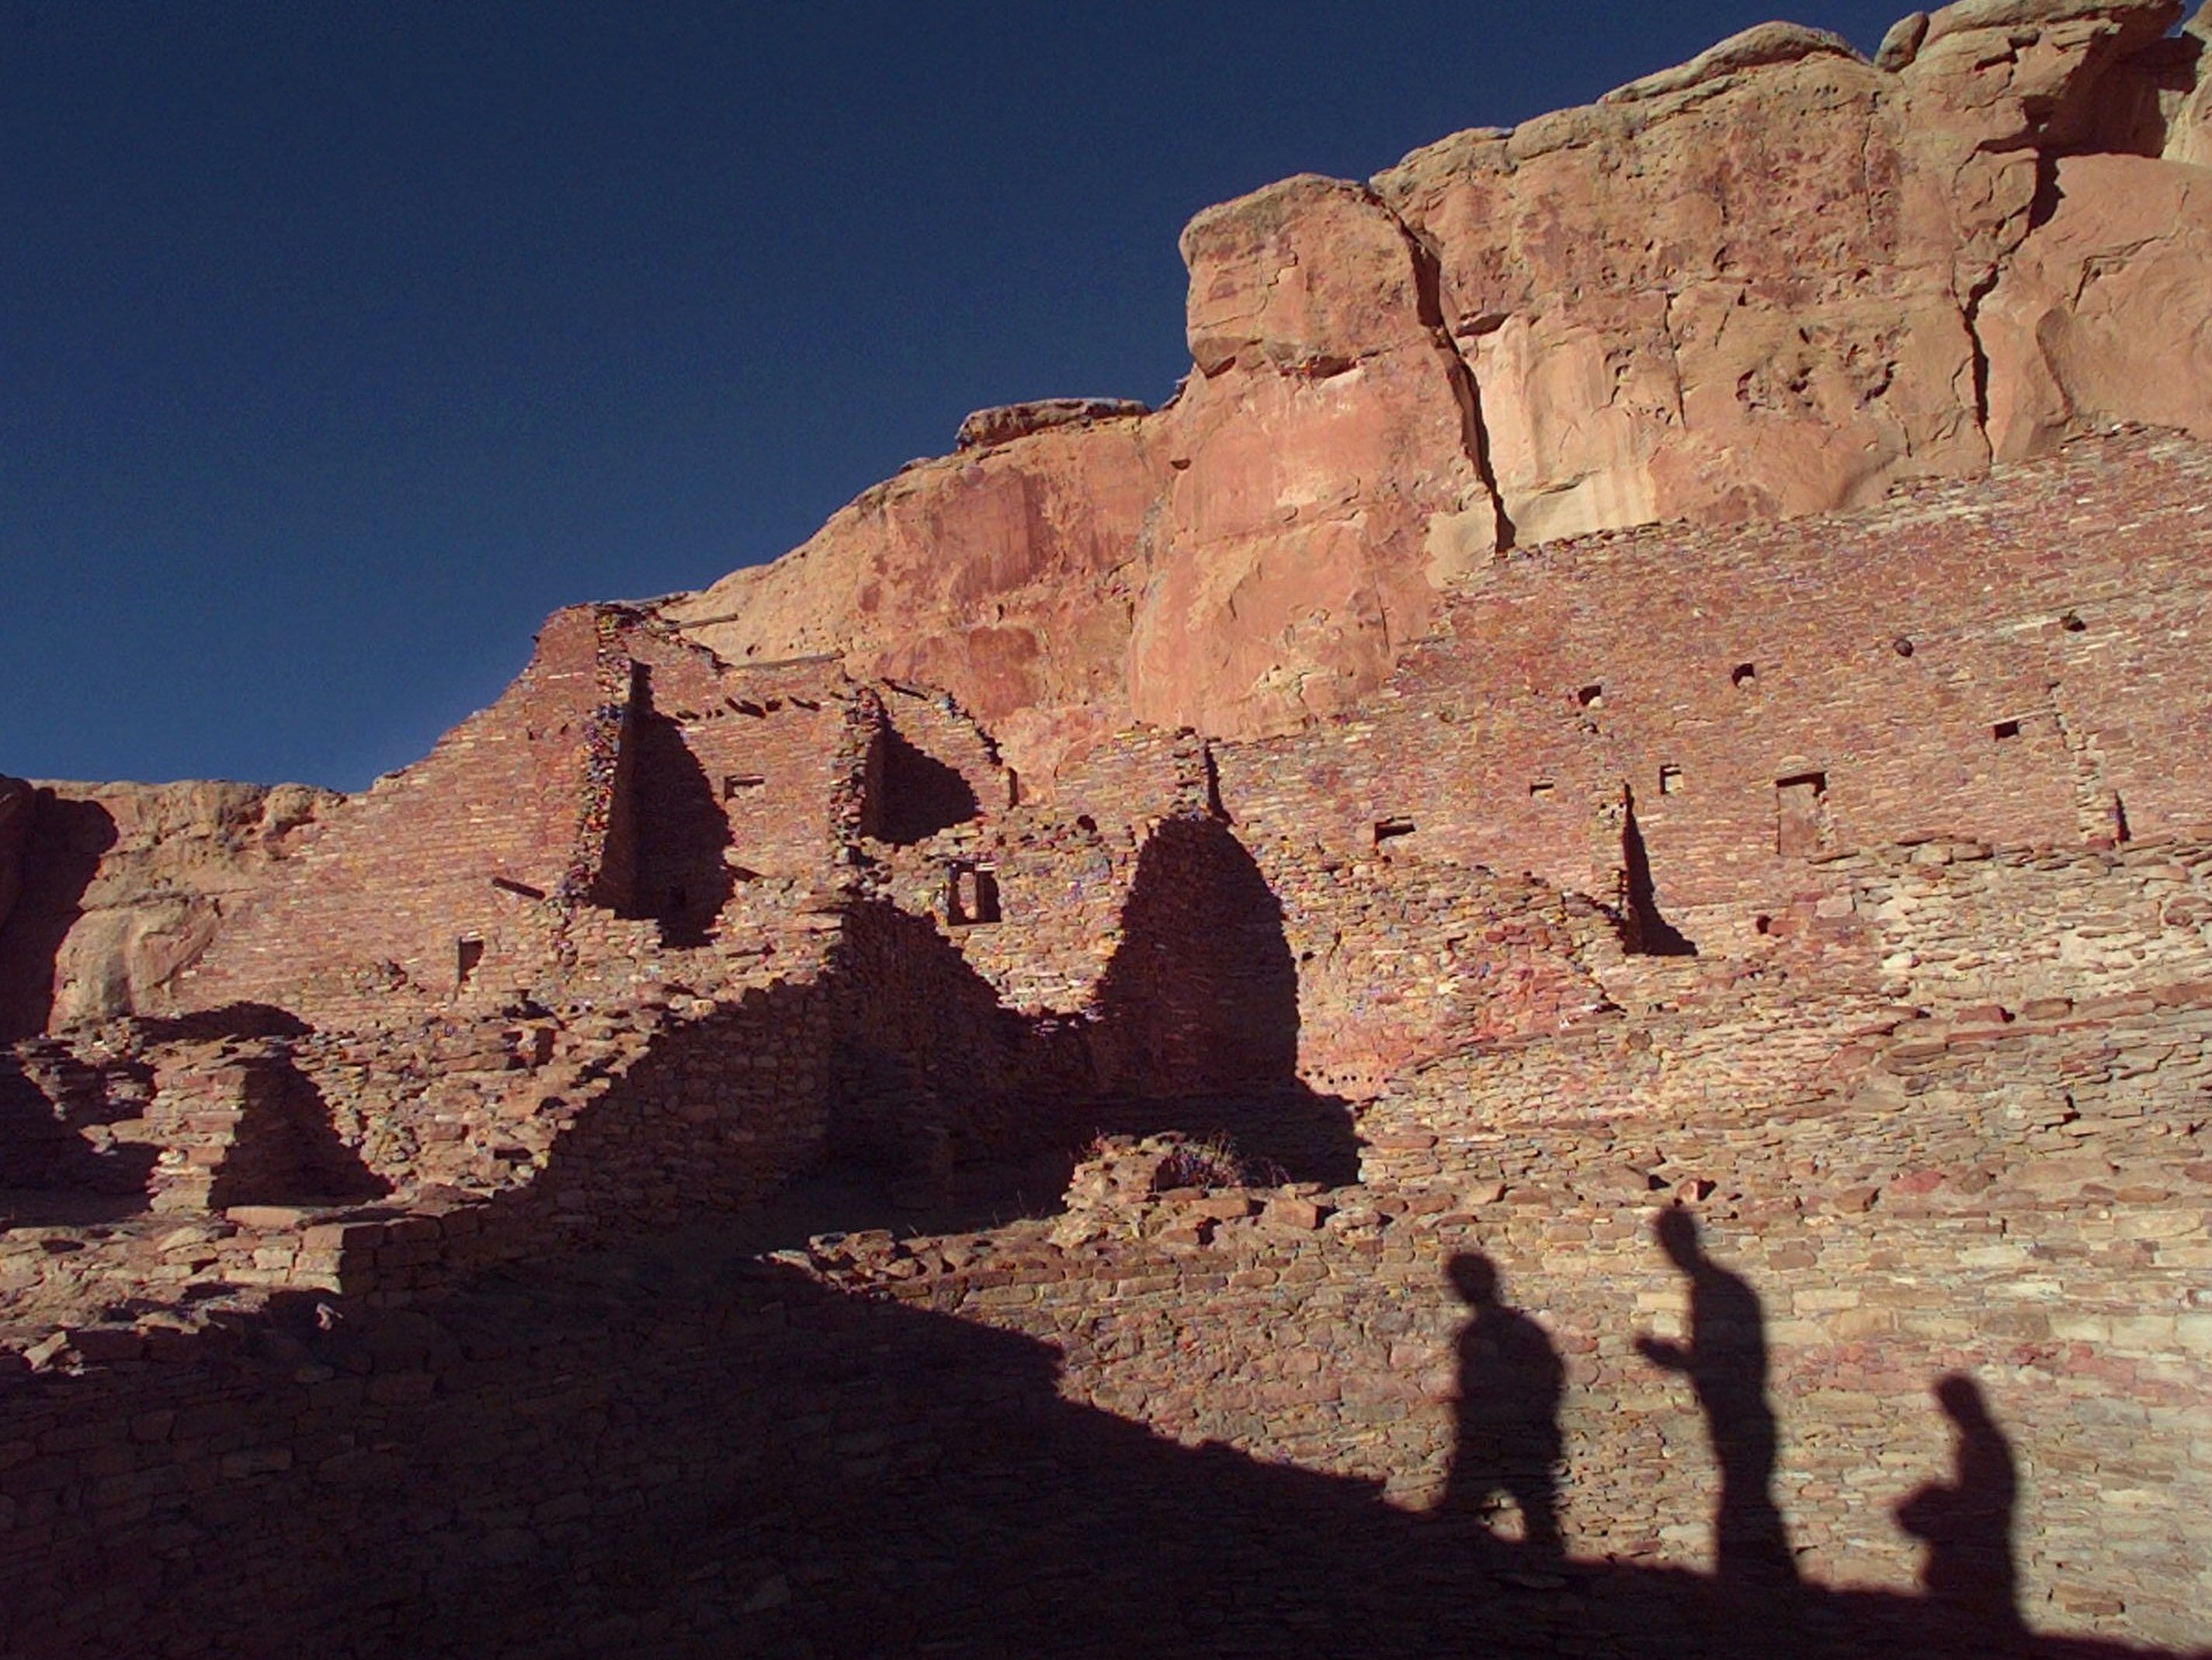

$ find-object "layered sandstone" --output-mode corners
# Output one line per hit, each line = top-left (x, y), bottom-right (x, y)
(670, 0), (2212, 782)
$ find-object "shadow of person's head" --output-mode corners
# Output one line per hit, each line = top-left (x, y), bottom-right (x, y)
(1447, 1251), (1502, 1309)
(1655, 1203), (1704, 1269)
(1934, 1372), (1990, 1428)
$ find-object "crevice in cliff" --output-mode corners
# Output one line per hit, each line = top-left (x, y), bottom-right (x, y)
(1960, 265), (2002, 443)
(1387, 203), (1517, 554)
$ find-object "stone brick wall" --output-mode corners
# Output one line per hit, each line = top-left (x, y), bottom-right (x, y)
(2, 1155), (2203, 1656)
(5, 435), (2212, 1655)
(174, 607), (621, 1024)
(1214, 433), (2212, 933)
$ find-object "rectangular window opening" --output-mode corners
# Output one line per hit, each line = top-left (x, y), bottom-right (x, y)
(1373, 817), (1417, 845)
(1992, 720), (2021, 741)
(1529, 781), (1556, 800)
(723, 773), (768, 799)
(1658, 765), (1685, 796)
(1576, 684), (1603, 708)
(457, 936), (485, 989)
(946, 863), (1002, 927)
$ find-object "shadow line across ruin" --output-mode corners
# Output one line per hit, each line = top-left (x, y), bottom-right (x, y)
(7, 1224), (2189, 1660)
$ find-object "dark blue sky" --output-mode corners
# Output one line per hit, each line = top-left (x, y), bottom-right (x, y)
(2, 1), (1912, 790)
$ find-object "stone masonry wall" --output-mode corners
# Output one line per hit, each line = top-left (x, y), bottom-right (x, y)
(1214, 434), (2212, 936)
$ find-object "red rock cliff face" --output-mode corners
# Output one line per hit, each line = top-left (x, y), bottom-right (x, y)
(668, 0), (2212, 785)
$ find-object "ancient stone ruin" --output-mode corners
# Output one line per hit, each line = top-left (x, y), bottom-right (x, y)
(4, 5), (2212, 1656)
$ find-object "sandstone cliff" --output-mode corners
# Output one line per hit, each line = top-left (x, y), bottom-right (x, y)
(0, 780), (334, 1037)
(668, 0), (2212, 785)
(0, 777), (30, 942)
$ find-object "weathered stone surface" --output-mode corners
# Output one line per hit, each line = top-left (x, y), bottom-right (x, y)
(1130, 175), (1499, 738)
(954, 397), (1151, 451)
(0, 780), (332, 1036)
(5, 16), (2212, 1655)
(1981, 153), (2212, 457)
(669, 2), (2212, 770)
(667, 416), (1165, 783)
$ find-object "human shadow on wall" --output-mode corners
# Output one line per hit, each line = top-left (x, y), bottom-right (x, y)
(1439, 1251), (1566, 1558)
(1897, 1373), (2026, 1651)
(0, 792), (116, 1039)
(46, 1241), (2202, 1660)
(1636, 1203), (1799, 1588)
(1089, 814), (1360, 1185)
(625, 675), (734, 948)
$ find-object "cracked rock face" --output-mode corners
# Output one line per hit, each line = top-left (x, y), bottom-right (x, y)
(1129, 175), (1502, 741)
(672, 0), (2212, 785)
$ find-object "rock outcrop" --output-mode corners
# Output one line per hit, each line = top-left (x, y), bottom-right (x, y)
(954, 398), (1152, 451)
(0, 780), (333, 1037)
(0, 777), (30, 941)
(670, 0), (2212, 785)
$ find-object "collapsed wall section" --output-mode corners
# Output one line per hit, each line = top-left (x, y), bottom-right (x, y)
(173, 611), (860, 1025)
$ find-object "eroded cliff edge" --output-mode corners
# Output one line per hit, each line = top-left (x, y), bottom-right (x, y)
(665, 0), (2212, 787)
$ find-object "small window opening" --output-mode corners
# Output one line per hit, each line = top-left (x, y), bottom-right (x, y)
(1753, 915), (1773, 936)
(2112, 793), (2132, 845)
(1992, 719), (2022, 741)
(1731, 663), (1756, 687)
(1893, 637), (1915, 658)
(946, 863), (1001, 927)
(2061, 612), (2086, 634)
(457, 936), (484, 990)
(1658, 765), (1685, 796)
(1075, 814), (1099, 835)
(1776, 772), (1830, 858)
(1373, 817), (1417, 845)
(723, 773), (766, 799)
(732, 699), (767, 718)
(1576, 684), (1604, 708)
(1529, 781), (1556, 800)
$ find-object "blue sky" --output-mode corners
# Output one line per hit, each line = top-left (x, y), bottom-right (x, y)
(1, 1), (1914, 789)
